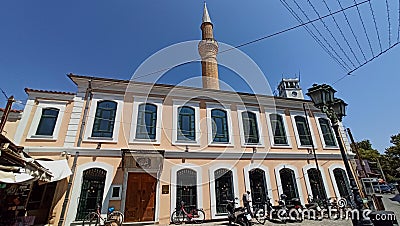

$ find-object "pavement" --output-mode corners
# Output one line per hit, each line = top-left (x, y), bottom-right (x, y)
(136, 192), (400, 226)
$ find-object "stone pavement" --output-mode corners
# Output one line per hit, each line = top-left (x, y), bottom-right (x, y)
(140, 193), (400, 226)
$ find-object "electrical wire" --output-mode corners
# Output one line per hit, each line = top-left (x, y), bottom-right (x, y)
(386, 0), (392, 47)
(279, 0), (348, 71)
(368, 0), (383, 52)
(289, 0), (351, 70)
(332, 41), (400, 84)
(321, 0), (361, 65)
(336, 0), (367, 61)
(306, 0), (357, 68)
(353, 0), (375, 57)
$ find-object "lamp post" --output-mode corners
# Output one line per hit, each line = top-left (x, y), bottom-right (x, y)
(307, 84), (372, 226)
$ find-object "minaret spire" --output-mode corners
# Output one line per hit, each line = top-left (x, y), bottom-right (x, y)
(202, 2), (212, 23)
(198, 2), (219, 90)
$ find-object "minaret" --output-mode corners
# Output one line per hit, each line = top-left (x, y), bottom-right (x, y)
(198, 3), (219, 90)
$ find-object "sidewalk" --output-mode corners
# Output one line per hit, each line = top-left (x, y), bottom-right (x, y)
(140, 219), (352, 226)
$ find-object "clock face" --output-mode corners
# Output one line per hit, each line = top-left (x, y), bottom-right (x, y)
(291, 91), (298, 97)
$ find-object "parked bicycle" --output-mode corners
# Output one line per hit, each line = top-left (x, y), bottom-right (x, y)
(171, 201), (205, 224)
(82, 204), (124, 226)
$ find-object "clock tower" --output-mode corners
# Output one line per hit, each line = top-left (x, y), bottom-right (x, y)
(277, 78), (304, 99)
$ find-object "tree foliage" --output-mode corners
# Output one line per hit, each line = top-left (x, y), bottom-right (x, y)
(355, 133), (400, 182)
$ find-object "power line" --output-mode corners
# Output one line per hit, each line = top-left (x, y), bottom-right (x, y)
(288, 0), (351, 70)
(386, 0), (392, 47)
(92, 0), (370, 91)
(398, 0), (400, 42)
(336, 0), (367, 62)
(0, 88), (9, 100)
(332, 41), (399, 84)
(279, 0), (348, 71)
(306, 0), (357, 67)
(321, 0), (361, 65)
(353, 0), (375, 57)
(368, 0), (383, 52)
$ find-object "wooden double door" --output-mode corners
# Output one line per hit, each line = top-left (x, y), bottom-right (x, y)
(125, 173), (157, 222)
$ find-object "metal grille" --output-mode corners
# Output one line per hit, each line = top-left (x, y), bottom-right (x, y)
(76, 168), (107, 220)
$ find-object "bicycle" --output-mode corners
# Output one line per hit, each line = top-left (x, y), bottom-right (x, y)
(82, 204), (124, 226)
(171, 201), (205, 224)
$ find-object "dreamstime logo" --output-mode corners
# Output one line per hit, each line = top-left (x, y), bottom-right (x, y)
(122, 40), (276, 186)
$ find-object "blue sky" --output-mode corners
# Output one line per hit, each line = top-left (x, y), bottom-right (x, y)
(0, 0), (399, 152)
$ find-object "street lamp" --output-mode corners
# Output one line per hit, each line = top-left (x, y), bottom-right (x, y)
(307, 84), (372, 226)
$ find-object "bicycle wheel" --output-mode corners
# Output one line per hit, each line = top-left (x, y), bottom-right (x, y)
(171, 210), (184, 224)
(108, 211), (124, 226)
(82, 212), (100, 226)
(254, 208), (267, 225)
(192, 209), (205, 223)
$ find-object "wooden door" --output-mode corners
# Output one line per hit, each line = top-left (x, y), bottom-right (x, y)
(125, 173), (157, 222)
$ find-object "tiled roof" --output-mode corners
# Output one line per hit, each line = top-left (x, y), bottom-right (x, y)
(24, 88), (75, 95)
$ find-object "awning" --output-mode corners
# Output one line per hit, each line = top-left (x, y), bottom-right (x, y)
(36, 159), (72, 182)
(0, 170), (34, 183)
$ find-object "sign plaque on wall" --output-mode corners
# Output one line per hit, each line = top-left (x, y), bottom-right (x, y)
(162, 185), (169, 194)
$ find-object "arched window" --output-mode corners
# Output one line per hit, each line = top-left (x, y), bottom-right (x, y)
(177, 106), (195, 141)
(92, 101), (117, 138)
(294, 116), (312, 146)
(215, 169), (234, 214)
(36, 108), (59, 136)
(136, 103), (157, 140)
(333, 168), (351, 202)
(211, 109), (229, 143)
(279, 168), (299, 199)
(76, 168), (106, 220)
(176, 169), (197, 210)
(307, 168), (327, 201)
(249, 168), (268, 204)
(269, 114), (287, 145)
(242, 111), (259, 144)
(318, 118), (336, 146)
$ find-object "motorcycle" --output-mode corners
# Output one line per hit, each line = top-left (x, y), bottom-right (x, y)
(226, 198), (252, 226)
(264, 194), (289, 223)
(284, 196), (304, 222)
(304, 195), (325, 220)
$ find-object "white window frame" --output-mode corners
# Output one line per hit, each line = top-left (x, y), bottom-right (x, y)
(314, 114), (339, 149)
(84, 94), (123, 143)
(27, 100), (66, 140)
(243, 164), (274, 201)
(172, 100), (200, 146)
(109, 185), (122, 200)
(209, 164), (240, 219)
(130, 97), (163, 144)
(274, 164), (305, 204)
(302, 164), (332, 200)
(237, 106), (264, 147)
(265, 109), (291, 148)
(170, 164), (203, 217)
(290, 111), (318, 149)
(328, 164), (349, 199)
(206, 103), (234, 146)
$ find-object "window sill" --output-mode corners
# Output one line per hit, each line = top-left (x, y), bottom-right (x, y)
(241, 143), (264, 148)
(173, 140), (200, 146)
(131, 139), (160, 145)
(27, 135), (56, 141)
(322, 146), (339, 150)
(84, 137), (117, 143)
(208, 142), (234, 147)
(270, 144), (292, 149)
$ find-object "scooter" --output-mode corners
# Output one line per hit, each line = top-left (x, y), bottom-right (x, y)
(265, 194), (288, 223)
(304, 195), (324, 220)
(226, 198), (252, 226)
(284, 196), (303, 222)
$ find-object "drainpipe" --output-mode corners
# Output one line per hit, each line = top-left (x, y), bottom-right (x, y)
(58, 79), (92, 226)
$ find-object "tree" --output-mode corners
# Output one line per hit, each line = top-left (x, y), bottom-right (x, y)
(384, 133), (400, 181)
